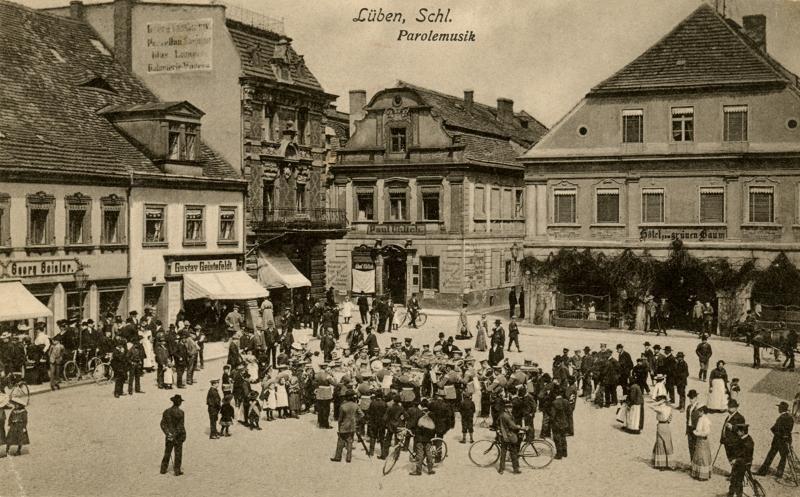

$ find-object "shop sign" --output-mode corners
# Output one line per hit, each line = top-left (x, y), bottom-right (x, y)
(639, 226), (726, 242)
(168, 258), (237, 276)
(422, 289), (436, 299)
(367, 224), (426, 235)
(145, 19), (213, 73)
(4, 259), (79, 278)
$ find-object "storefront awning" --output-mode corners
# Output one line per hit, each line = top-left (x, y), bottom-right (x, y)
(183, 271), (268, 301)
(0, 280), (52, 321)
(257, 251), (311, 289)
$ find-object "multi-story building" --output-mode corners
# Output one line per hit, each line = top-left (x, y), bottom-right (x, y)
(519, 4), (800, 324)
(0, 0), (257, 332)
(327, 82), (547, 308)
(45, 0), (347, 306)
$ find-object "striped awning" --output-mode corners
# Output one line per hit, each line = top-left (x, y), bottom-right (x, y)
(183, 271), (268, 301)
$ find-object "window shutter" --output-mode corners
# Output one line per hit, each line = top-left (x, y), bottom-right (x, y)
(749, 187), (773, 223)
(596, 189), (619, 223)
(641, 189), (664, 223)
(554, 189), (576, 223)
(699, 188), (724, 223)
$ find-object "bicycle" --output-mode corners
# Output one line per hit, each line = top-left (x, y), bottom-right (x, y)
(2, 371), (30, 407)
(91, 353), (114, 385)
(383, 428), (413, 475)
(469, 430), (555, 469)
(775, 432), (799, 488)
(382, 428), (448, 475)
(744, 468), (766, 497)
(394, 308), (428, 329)
(63, 349), (91, 382)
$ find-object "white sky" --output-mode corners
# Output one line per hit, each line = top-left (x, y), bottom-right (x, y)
(20, 0), (800, 127)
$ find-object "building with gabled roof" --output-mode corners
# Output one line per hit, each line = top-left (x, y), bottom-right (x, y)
(519, 3), (800, 330)
(0, 0), (261, 333)
(326, 83), (547, 309)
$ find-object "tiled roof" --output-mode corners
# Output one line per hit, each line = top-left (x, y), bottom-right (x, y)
(226, 20), (324, 93)
(592, 4), (793, 94)
(457, 133), (519, 165)
(397, 81), (548, 147)
(0, 0), (239, 181)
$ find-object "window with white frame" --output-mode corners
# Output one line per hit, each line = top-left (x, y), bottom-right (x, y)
(699, 187), (725, 223)
(26, 192), (55, 246)
(219, 207), (237, 243)
(389, 127), (407, 153)
(748, 186), (773, 223)
(641, 188), (665, 223)
(389, 191), (406, 221)
(184, 206), (205, 243)
(101, 195), (125, 244)
(553, 189), (577, 224)
(144, 205), (166, 244)
(168, 122), (199, 161)
(596, 188), (620, 224)
(671, 107), (694, 142)
(65, 193), (92, 245)
(724, 105), (748, 142)
(622, 109), (643, 143)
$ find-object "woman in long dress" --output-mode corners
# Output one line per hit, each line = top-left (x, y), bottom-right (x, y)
(690, 406), (713, 480)
(287, 372), (301, 417)
(456, 304), (470, 338)
(650, 396), (676, 470)
(707, 360), (729, 412)
(474, 319), (487, 351)
(260, 297), (274, 329)
(5, 401), (29, 456)
(624, 383), (645, 433)
(340, 297), (353, 325)
(139, 327), (155, 371)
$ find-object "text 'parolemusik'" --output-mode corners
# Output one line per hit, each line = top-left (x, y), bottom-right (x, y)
(352, 8), (477, 43)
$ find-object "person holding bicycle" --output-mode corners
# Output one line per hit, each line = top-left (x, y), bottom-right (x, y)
(407, 293), (421, 329)
(756, 400), (795, 478)
(729, 423), (755, 497)
(497, 400), (523, 474)
(410, 398), (436, 475)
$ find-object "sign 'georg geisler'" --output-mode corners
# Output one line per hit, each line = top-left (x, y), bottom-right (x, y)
(639, 226), (727, 242)
(6, 258), (78, 278)
(145, 19), (213, 73)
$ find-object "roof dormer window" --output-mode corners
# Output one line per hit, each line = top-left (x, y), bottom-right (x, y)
(168, 122), (198, 161)
(90, 39), (111, 56)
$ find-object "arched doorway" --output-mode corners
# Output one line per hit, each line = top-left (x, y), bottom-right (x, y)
(381, 245), (407, 303)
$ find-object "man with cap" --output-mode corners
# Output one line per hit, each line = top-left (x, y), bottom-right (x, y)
(224, 305), (244, 341)
(756, 401), (795, 478)
(616, 344), (633, 396)
(207, 379), (221, 439)
(402, 337), (416, 359)
(110, 340), (128, 398)
(366, 390), (388, 457)
(632, 356), (649, 395)
(160, 394), (186, 475)
(47, 335), (65, 391)
(721, 399), (746, 465)
(695, 334), (713, 380)
(685, 389), (702, 460)
(728, 423), (754, 497)
(580, 346), (594, 397)
(674, 351), (689, 410)
(407, 293), (421, 329)
(331, 390), (362, 463)
(497, 400), (523, 474)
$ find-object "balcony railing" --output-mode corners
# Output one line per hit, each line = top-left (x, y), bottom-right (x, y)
(256, 208), (348, 231)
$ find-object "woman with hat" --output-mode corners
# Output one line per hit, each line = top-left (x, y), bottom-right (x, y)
(690, 405), (713, 480)
(5, 400), (29, 456)
(474, 315), (488, 352)
(649, 395), (676, 470)
(707, 360), (729, 412)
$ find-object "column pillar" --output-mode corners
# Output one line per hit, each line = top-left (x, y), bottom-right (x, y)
(88, 283), (99, 324)
(374, 255), (384, 296)
(725, 175), (741, 240)
(535, 183), (547, 236)
(406, 250), (414, 302)
(626, 178), (641, 241)
(525, 183), (537, 241)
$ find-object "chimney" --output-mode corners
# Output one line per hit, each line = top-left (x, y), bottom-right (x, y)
(113, 0), (136, 70)
(742, 14), (766, 52)
(348, 90), (367, 137)
(463, 90), (474, 111)
(497, 97), (514, 125)
(69, 0), (84, 20)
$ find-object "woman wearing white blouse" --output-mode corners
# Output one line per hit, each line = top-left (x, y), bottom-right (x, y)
(650, 395), (676, 470)
(690, 406), (713, 480)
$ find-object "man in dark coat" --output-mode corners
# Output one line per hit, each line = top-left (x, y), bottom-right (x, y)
(110, 340), (128, 398)
(154, 337), (170, 389)
(550, 387), (571, 459)
(160, 394), (186, 475)
(673, 352), (690, 410)
(173, 336), (188, 389)
(631, 357), (649, 394)
(366, 391), (387, 457)
(721, 399), (746, 463)
(207, 379), (221, 439)
(429, 392), (455, 441)
(602, 353), (619, 407)
(729, 424), (755, 497)
(756, 401), (795, 478)
(356, 293), (369, 325)
(127, 340), (144, 395)
(497, 401), (522, 474)
(364, 326), (379, 358)
(661, 346), (677, 404)
(331, 391), (362, 463)
(616, 344), (633, 396)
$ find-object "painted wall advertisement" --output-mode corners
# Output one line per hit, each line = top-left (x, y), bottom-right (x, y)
(145, 19), (213, 73)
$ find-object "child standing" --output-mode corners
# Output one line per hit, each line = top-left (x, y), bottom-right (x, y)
(221, 365), (233, 398)
(729, 378), (741, 403)
(220, 395), (234, 437)
(247, 391), (262, 430)
(459, 394), (475, 444)
(163, 360), (174, 389)
(6, 401), (29, 456)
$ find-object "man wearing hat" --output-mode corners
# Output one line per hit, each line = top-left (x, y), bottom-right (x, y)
(695, 334), (713, 380)
(401, 337), (416, 359)
(660, 346), (676, 404)
(207, 379), (221, 439)
(497, 400), (522, 474)
(160, 394), (186, 475)
(331, 390), (362, 463)
(756, 401), (795, 478)
(729, 423), (754, 497)
(616, 344), (633, 397)
(674, 351), (689, 410)
(721, 399), (746, 464)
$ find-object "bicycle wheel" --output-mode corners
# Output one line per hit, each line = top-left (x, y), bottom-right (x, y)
(468, 440), (500, 467)
(417, 313), (428, 326)
(395, 310), (408, 328)
(86, 357), (100, 376)
(521, 439), (555, 469)
(428, 438), (448, 464)
(777, 451), (800, 487)
(748, 475), (766, 497)
(63, 361), (80, 382)
(382, 445), (402, 476)
(9, 382), (30, 407)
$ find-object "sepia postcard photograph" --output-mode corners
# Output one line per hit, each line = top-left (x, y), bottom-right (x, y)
(0, 0), (799, 496)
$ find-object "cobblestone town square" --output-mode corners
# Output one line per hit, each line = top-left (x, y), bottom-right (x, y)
(1, 315), (796, 497)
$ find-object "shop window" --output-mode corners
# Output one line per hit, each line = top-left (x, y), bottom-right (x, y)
(671, 107), (694, 142)
(699, 187), (725, 223)
(26, 192), (55, 246)
(422, 191), (440, 221)
(101, 195), (125, 244)
(748, 186), (773, 223)
(514, 190), (524, 218)
(596, 188), (620, 224)
(296, 184), (306, 212)
(99, 290), (124, 319)
(219, 207), (237, 243)
(474, 185), (485, 219)
(420, 256), (439, 291)
(389, 191), (406, 221)
(553, 189), (576, 224)
(642, 188), (665, 223)
(65, 193), (92, 245)
(0, 193), (10, 246)
(184, 206), (205, 244)
(724, 105), (748, 142)
(356, 190), (374, 221)
(390, 127), (407, 153)
(622, 109), (643, 143)
(144, 205), (166, 245)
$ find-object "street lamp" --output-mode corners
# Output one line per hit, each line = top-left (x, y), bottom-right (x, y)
(73, 262), (89, 355)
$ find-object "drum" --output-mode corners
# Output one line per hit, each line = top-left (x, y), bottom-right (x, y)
(370, 359), (384, 372)
(381, 374), (394, 393)
(443, 384), (457, 400)
(400, 387), (415, 402)
(315, 385), (333, 400)
(359, 395), (372, 411)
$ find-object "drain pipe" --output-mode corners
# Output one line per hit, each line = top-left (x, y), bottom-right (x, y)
(126, 172), (133, 313)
